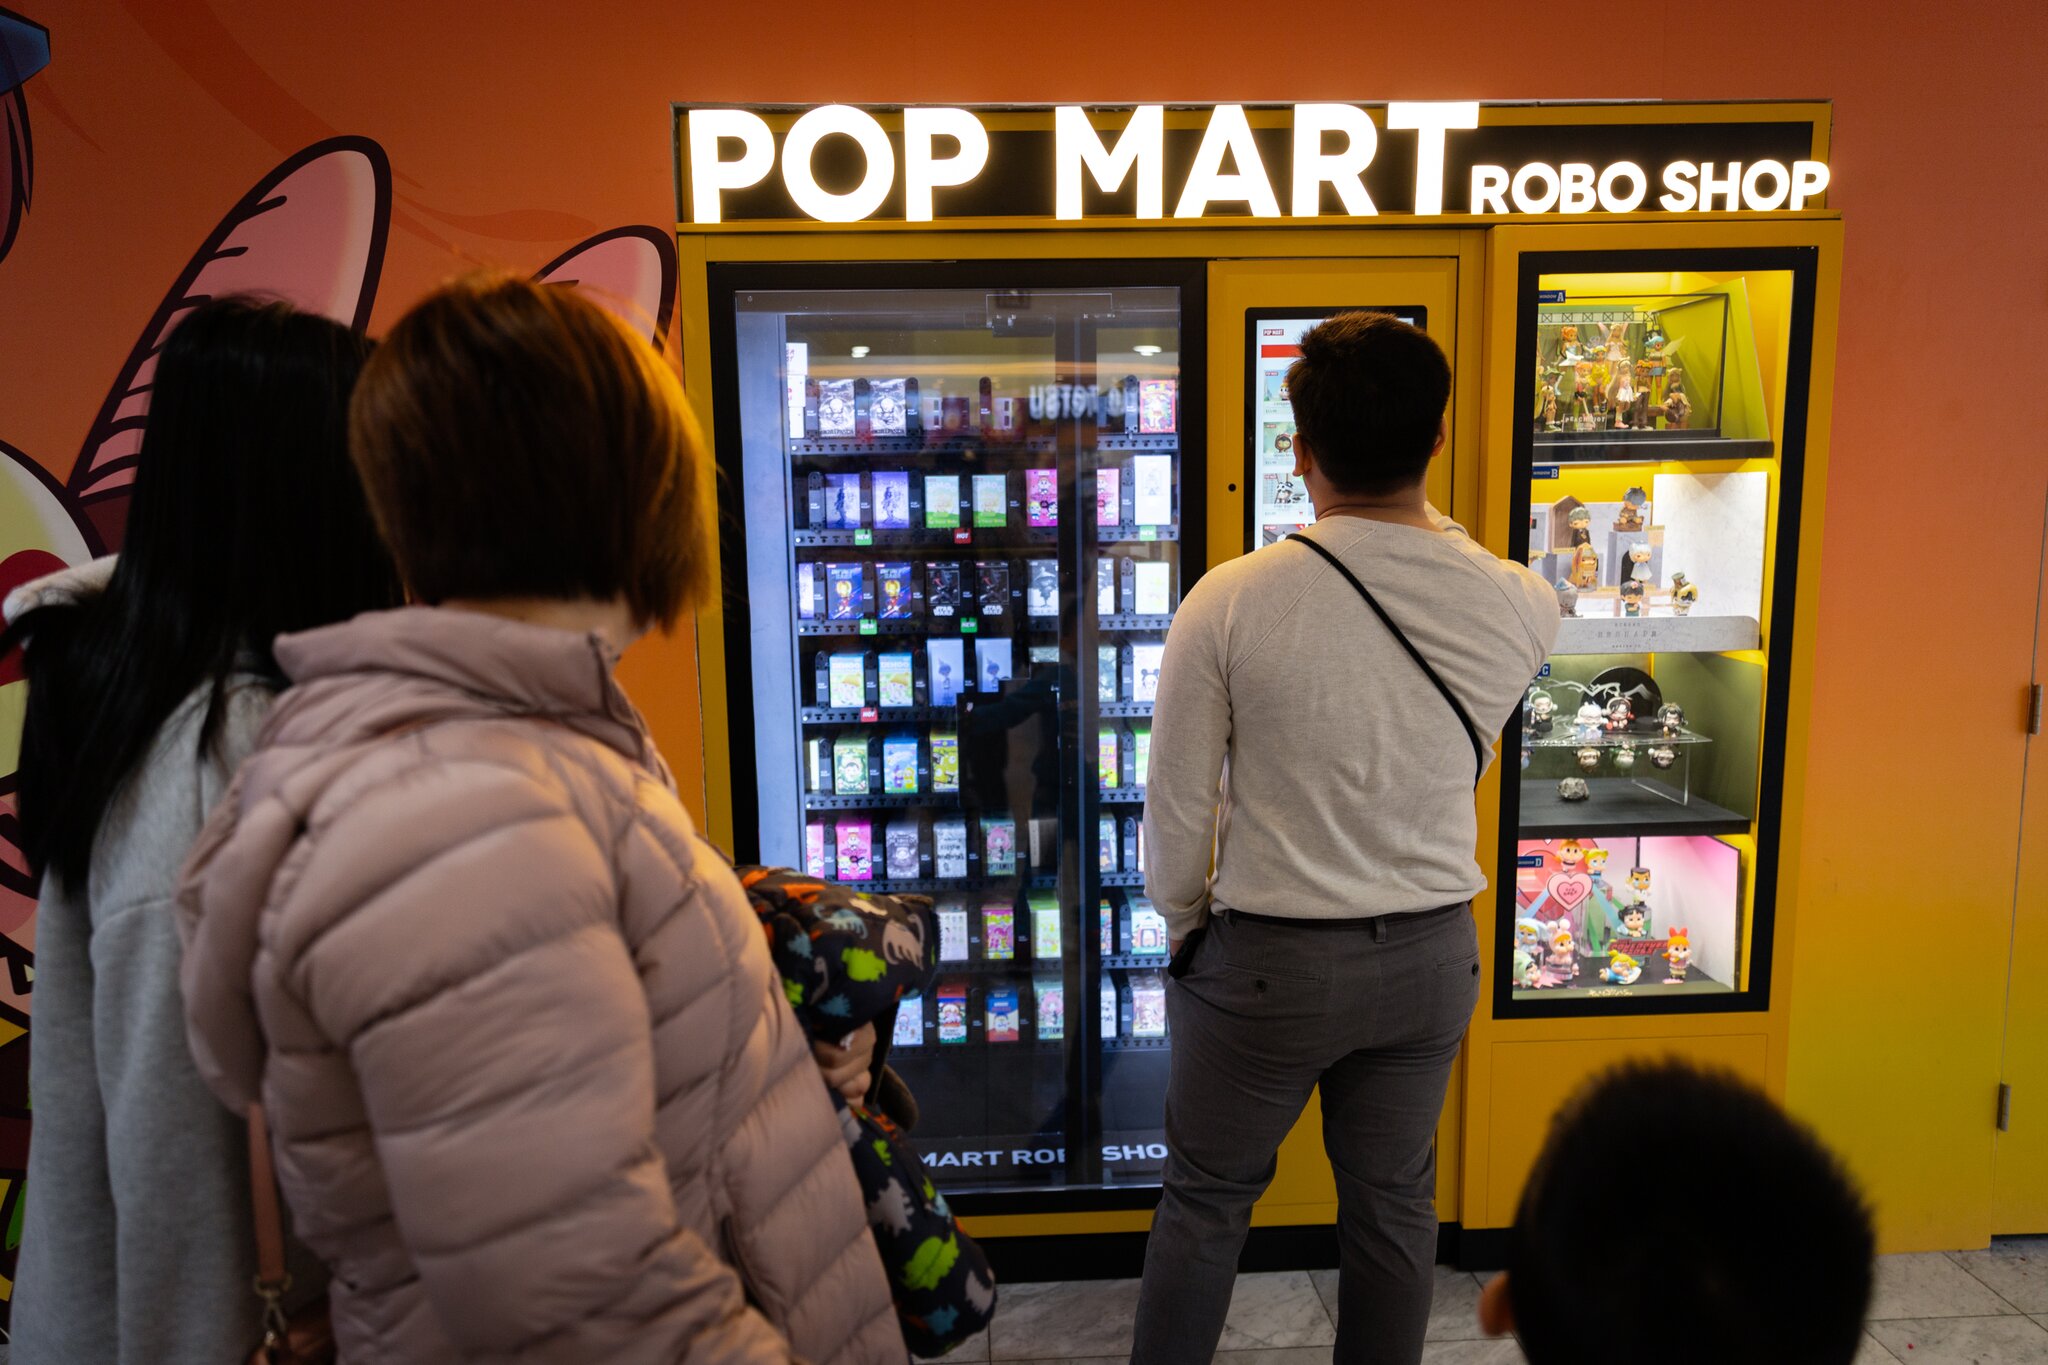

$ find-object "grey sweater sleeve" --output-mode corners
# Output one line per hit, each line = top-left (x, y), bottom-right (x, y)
(1142, 583), (1233, 940)
(13, 681), (277, 1365)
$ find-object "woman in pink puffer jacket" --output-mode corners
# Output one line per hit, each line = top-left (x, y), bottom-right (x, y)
(177, 274), (902, 1364)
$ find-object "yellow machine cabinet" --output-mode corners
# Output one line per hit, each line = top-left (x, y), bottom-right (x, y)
(1451, 218), (1842, 1253)
(679, 205), (1839, 1264)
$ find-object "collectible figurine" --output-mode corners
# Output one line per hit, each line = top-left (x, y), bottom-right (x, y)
(1541, 923), (1580, 985)
(1626, 542), (1655, 584)
(1557, 776), (1591, 801)
(1612, 741), (1638, 771)
(1521, 744), (1533, 770)
(1566, 506), (1593, 541)
(1599, 947), (1644, 986)
(1585, 847), (1610, 888)
(1613, 486), (1648, 532)
(1567, 388), (1592, 431)
(1656, 702), (1686, 737)
(1649, 744), (1678, 769)
(1617, 901), (1650, 940)
(1552, 324), (1584, 368)
(1526, 690), (1557, 735)
(1573, 701), (1606, 743)
(1538, 377), (1561, 431)
(1664, 927), (1693, 983)
(1659, 371), (1692, 428)
(1670, 572), (1699, 615)
(1577, 746), (1602, 772)
(1515, 917), (1546, 961)
(1512, 947), (1543, 990)
(1609, 359), (1638, 428)
(1604, 696), (1634, 731)
(1570, 540), (1601, 590)
(1554, 576), (1579, 617)
(1625, 866), (1652, 903)
(1619, 579), (1647, 617)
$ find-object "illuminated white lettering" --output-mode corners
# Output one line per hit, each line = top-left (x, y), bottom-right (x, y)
(1596, 161), (1647, 212)
(1790, 160), (1831, 209)
(1055, 105), (1165, 219)
(1175, 104), (1281, 218)
(1290, 103), (1377, 217)
(781, 105), (895, 222)
(686, 109), (774, 224)
(1470, 165), (1510, 214)
(1659, 161), (1700, 212)
(1510, 163), (1560, 214)
(1387, 100), (1480, 216)
(1696, 160), (1742, 211)
(902, 108), (989, 222)
(1559, 162), (1597, 214)
(1741, 158), (1790, 210)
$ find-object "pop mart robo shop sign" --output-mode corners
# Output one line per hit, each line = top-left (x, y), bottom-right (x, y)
(680, 102), (1830, 226)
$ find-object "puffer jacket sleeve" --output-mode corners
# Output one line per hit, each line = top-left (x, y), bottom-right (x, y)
(264, 755), (794, 1362)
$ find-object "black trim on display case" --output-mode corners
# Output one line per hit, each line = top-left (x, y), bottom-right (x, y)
(1494, 245), (1817, 1021)
(977, 1221), (1502, 1282)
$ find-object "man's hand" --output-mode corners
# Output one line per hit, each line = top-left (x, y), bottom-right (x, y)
(813, 1022), (877, 1103)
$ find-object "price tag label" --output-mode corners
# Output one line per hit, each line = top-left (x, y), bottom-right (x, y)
(961, 618), (979, 633)
(858, 618), (878, 636)
(854, 529), (873, 546)
(1532, 465), (1560, 480)
(1537, 662), (1552, 678)
(1517, 853), (1546, 868)
(1537, 289), (1567, 303)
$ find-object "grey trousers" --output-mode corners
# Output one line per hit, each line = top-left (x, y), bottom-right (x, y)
(1131, 905), (1481, 1365)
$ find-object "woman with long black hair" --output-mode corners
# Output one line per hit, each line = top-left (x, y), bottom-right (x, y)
(5, 297), (401, 1363)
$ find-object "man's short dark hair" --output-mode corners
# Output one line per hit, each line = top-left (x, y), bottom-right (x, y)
(1285, 311), (1450, 496)
(349, 272), (711, 630)
(1509, 1061), (1873, 1365)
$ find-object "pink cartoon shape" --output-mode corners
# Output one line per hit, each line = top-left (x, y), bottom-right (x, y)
(534, 225), (677, 347)
(69, 136), (393, 545)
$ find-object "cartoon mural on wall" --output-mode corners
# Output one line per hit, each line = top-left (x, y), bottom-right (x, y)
(0, 19), (678, 1308)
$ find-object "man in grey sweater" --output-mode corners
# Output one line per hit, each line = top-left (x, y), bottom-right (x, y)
(1131, 314), (1559, 1365)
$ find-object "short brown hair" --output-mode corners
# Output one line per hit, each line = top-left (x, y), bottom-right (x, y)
(349, 272), (709, 629)
(1286, 311), (1450, 496)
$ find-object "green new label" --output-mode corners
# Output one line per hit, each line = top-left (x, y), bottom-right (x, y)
(858, 618), (878, 636)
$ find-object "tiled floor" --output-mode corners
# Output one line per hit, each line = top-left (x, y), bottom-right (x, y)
(918, 1240), (2048, 1362)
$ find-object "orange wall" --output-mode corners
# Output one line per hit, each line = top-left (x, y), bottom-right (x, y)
(6, 0), (2043, 1250)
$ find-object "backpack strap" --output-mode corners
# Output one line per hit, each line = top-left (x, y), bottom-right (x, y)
(1288, 532), (1489, 787)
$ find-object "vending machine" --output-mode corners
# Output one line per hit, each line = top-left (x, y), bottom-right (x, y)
(709, 263), (1202, 1196)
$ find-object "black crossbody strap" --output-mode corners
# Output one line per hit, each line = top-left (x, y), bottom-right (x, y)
(1289, 532), (1489, 787)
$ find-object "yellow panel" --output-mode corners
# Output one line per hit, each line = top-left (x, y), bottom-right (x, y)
(1994, 499), (2048, 1234)
(1484, 1033), (1767, 1224)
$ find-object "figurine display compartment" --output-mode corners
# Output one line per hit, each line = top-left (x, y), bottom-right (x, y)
(1520, 654), (1759, 838)
(1531, 463), (1770, 652)
(1529, 275), (1781, 464)
(1511, 835), (1743, 1002)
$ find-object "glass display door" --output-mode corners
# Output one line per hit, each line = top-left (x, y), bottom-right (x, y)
(1497, 246), (1819, 1015)
(710, 262), (1201, 1195)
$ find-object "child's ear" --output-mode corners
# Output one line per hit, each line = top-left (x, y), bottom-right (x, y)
(1478, 1272), (1514, 1336)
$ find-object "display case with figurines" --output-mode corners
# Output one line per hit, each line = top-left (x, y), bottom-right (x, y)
(1530, 292), (1765, 461)
(1510, 834), (1743, 1001)
(1499, 250), (1820, 1019)
(715, 267), (1198, 1193)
